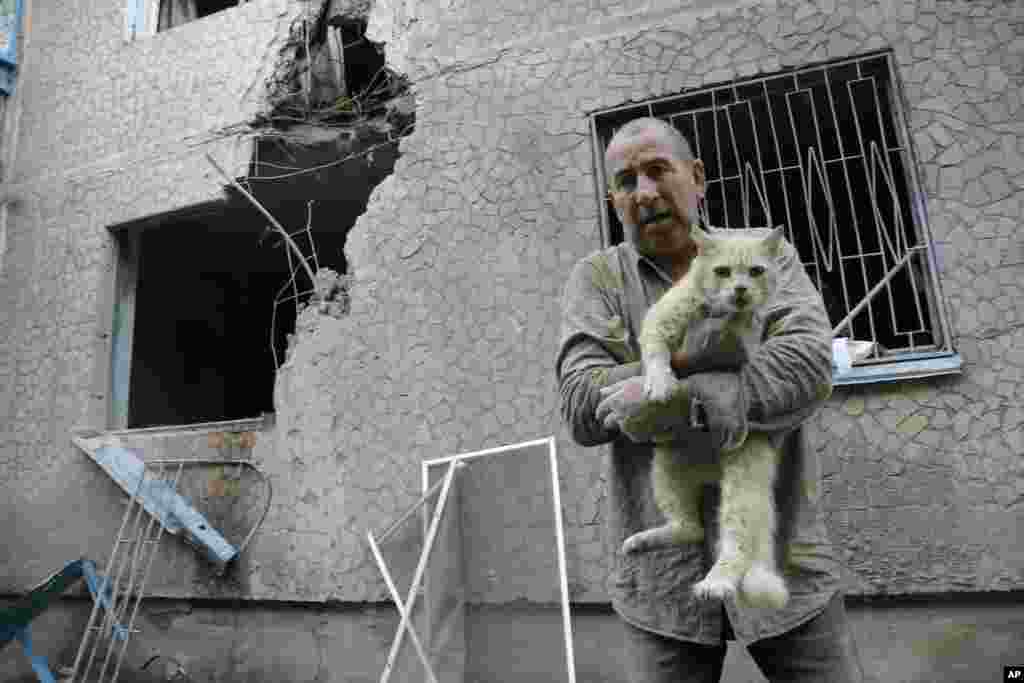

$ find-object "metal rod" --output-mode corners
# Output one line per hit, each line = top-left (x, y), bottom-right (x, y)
(205, 152), (317, 286)
(549, 437), (577, 683)
(111, 464), (183, 683)
(78, 468), (149, 681)
(832, 249), (916, 338)
(375, 475), (449, 545)
(379, 461), (459, 683)
(366, 531), (440, 683)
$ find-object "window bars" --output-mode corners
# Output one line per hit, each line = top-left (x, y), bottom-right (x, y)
(591, 51), (959, 382)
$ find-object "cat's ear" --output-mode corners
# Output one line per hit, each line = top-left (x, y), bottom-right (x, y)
(690, 224), (714, 254)
(762, 226), (784, 257)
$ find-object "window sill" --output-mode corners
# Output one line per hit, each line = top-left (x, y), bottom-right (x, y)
(107, 414), (274, 436)
(832, 353), (962, 387)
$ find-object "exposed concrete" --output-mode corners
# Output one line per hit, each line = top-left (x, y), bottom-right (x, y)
(1, 597), (1022, 682)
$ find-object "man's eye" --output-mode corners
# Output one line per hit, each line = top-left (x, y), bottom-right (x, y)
(713, 266), (731, 278)
(615, 172), (637, 192)
(749, 265), (765, 277)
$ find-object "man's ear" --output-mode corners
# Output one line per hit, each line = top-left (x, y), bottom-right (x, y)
(690, 224), (713, 254)
(691, 159), (706, 199)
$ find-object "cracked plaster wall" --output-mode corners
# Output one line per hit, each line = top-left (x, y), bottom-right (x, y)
(275, 0), (1024, 604)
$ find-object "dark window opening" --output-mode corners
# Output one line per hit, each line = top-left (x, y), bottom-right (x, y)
(114, 200), (349, 429)
(592, 51), (951, 364)
(196, 0), (236, 18)
(157, 0), (239, 32)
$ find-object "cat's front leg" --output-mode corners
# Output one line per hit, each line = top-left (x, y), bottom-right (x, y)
(643, 350), (678, 402)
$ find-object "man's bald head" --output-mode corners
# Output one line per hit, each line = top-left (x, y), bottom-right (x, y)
(606, 117), (695, 172)
(604, 116), (706, 262)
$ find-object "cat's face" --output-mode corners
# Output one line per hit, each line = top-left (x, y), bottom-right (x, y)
(691, 228), (783, 314)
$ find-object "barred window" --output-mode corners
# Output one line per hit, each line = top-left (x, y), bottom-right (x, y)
(591, 51), (960, 385)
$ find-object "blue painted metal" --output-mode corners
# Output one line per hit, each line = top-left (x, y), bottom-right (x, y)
(0, 559), (127, 683)
(74, 436), (238, 571)
(0, 0), (23, 67)
(1, 625), (55, 683)
(0, 0), (20, 95)
(833, 352), (962, 386)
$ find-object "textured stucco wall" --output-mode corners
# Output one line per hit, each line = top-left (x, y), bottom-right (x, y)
(0, 0), (1021, 613)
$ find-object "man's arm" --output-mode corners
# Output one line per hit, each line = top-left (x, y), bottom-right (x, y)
(555, 255), (644, 447)
(741, 238), (833, 426)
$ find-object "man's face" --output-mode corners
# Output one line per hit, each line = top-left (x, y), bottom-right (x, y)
(605, 128), (706, 259)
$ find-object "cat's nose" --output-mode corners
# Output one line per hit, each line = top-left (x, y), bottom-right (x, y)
(735, 285), (748, 294)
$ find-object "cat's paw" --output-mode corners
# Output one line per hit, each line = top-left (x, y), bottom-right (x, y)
(643, 370), (677, 403)
(739, 564), (789, 609)
(692, 574), (738, 602)
(621, 528), (665, 554)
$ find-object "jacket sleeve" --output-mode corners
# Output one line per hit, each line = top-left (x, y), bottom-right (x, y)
(555, 254), (643, 447)
(743, 237), (834, 430)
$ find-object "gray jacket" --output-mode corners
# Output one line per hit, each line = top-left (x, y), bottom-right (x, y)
(555, 227), (844, 644)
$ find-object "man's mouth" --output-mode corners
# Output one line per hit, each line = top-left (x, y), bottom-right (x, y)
(639, 209), (674, 226)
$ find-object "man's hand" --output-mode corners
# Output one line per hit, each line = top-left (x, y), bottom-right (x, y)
(596, 376), (691, 443)
(597, 371), (750, 452)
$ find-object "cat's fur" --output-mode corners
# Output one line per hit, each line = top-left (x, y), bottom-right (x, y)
(622, 226), (789, 610)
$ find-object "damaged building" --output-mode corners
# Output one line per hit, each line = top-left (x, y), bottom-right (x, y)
(1, 0), (1023, 681)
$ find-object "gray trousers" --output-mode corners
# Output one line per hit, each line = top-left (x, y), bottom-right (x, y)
(621, 592), (865, 683)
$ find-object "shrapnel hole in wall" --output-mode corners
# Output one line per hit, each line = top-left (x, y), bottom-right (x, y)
(247, 3), (414, 362)
(110, 3), (414, 429)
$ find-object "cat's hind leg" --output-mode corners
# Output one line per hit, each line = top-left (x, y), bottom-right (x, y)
(738, 438), (788, 609)
(693, 435), (777, 602)
(621, 449), (708, 554)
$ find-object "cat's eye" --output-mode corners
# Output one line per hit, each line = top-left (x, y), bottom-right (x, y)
(749, 265), (766, 277)
(713, 266), (731, 278)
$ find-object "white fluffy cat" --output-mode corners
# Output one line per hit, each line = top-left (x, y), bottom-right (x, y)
(623, 225), (790, 610)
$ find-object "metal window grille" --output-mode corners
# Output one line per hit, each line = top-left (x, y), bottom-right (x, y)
(591, 51), (955, 369)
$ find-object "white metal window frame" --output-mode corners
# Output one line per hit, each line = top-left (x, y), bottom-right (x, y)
(365, 436), (577, 683)
(589, 50), (961, 386)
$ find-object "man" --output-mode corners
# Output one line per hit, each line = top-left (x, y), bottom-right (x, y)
(555, 117), (864, 682)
